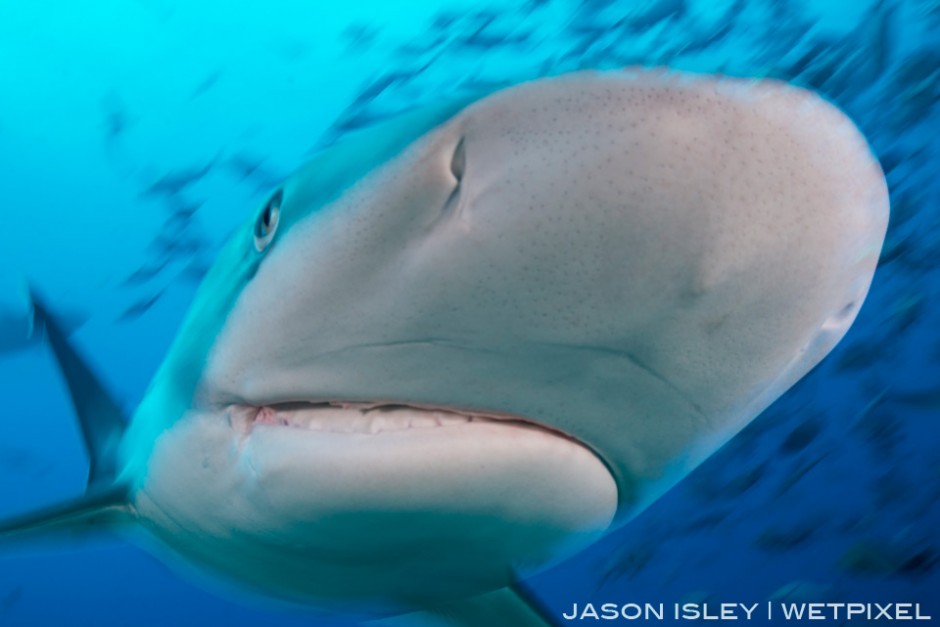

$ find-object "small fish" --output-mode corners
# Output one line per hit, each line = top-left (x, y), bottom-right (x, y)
(854, 408), (902, 460)
(599, 543), (656, 585)
(768, 581), (832, 603)
(118, 259), (170, 287)
(0, 447), (45, 474)
(754, 523), (815, 551)
(774, 452), (827, 497)
(626, 0), (687, 32)
(1, 585), (23, 611)
(888, 292), (923, 334)
(832, 340), (885, 372)
(142, 161), (215, 198)
(877, 232), (912, 267)
(118, 289), (166, 322)
(460, 25), (531, 50)
(101, 91), (131, 142)
(838, 539), (934, 577)
(178, 258), (211, 284)
(870, 0), (897, 78)
(779, 418), (822, 454)
(888, 386), (940, 411)
(682, 509), (731, 533)
(191, 69), (223, 98)
(341, 22), (379, 48)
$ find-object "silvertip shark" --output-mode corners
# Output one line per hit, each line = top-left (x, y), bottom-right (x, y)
(0, 68), (888, 626)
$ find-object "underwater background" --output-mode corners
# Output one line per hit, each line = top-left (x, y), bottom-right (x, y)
(0, 0), (938, 624)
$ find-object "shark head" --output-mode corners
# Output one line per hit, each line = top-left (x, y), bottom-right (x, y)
(2, 69), (888, 620)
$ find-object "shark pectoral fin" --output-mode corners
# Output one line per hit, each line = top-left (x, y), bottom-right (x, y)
(374, 582), (560, 627)
(0, 484), (131, 544)
(29, 290), (128, 490)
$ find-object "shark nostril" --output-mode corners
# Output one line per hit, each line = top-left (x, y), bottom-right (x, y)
(450, 138), (466, 182)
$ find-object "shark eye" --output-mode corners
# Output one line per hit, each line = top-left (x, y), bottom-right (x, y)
(254, 190), (282, 252)
(450, 138), (465, 182)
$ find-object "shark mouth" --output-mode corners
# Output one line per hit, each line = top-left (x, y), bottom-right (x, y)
(225, 401), (580, 442)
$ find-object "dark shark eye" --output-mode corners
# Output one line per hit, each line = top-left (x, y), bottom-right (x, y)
(254, 190), (282, 252)
(450, 138), (465, 182)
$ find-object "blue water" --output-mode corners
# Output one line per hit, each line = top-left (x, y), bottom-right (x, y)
(0, 0), (938, 625)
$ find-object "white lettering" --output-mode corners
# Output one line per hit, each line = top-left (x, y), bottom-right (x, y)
(847, 603), (867, 619)
(581, 603), (600, 620)
(808, 603), (826, 620)
(781, 603), (806, 620)
(741, 603), (758, 620)
(563, 603), (579, 620)
(875, 603), (893, 620)
(600, 603), (620, 620)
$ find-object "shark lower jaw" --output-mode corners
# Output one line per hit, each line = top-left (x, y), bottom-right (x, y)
(134, 398), (619, 607)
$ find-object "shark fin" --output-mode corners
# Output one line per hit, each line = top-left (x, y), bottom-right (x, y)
(373, 581), (560, 627)
(29, 291), (128, 490)
(0, 484), (131, 542)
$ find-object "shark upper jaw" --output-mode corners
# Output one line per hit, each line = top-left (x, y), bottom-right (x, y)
(226, 400), (590, 442)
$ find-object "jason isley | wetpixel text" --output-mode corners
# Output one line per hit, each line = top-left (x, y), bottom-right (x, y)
(561, 602), (933, 621)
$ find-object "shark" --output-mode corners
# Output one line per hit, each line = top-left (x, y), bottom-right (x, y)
(0, 69), (888, 625)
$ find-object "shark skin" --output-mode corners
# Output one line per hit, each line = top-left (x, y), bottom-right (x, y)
(0, 69), (888, 625)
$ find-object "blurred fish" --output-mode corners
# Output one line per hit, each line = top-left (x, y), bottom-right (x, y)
(871, 467), (910, 508)
(890, 50), (940, 125)
(223, 154), (283, 191)
(599, 543), (656, 585)
(142, 160), (216, 199)
(754, 522), (815, 551)
(677, 18), (735, 55)
(167, 200), (202, 220)
(854, 408), (903, 460)
(832, 340), (885, 372)
(839, 539), (935, 577)
(786, 42), (832, 81)
(460, 19), (532, 50)
(0, 447), (48, 475)
(682, 509), (730, 533)
(768, 581), (831, 603)
(118, 258), (170, 287)
(774, 452), (827, 497)
(341, 22), (379, 48)
(149, 230), (207, 258)
(178, 257), (211, 284)
(889, 386), (940, 411)
(888, 292), (923, 333)
(1, 585), (22, 612)
(625, 0), (687, 32)
(691, 463), (766, 500)
(779, 418), (821, 454)
(101, 91), (131, 143)
(877, 232), (912, 266)
(321, 106), (403, 143)
(892, 50), (940, 89)
(191, 69), (223, 98)
(870, 0), (897, 79)
(395, 33), (448, 57)
(118, 289), (165, 322)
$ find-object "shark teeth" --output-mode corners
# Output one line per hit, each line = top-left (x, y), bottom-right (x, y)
(226, 403), (486, 436)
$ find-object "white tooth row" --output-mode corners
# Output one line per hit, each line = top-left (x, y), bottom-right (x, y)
(232, 405), (482, 435)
